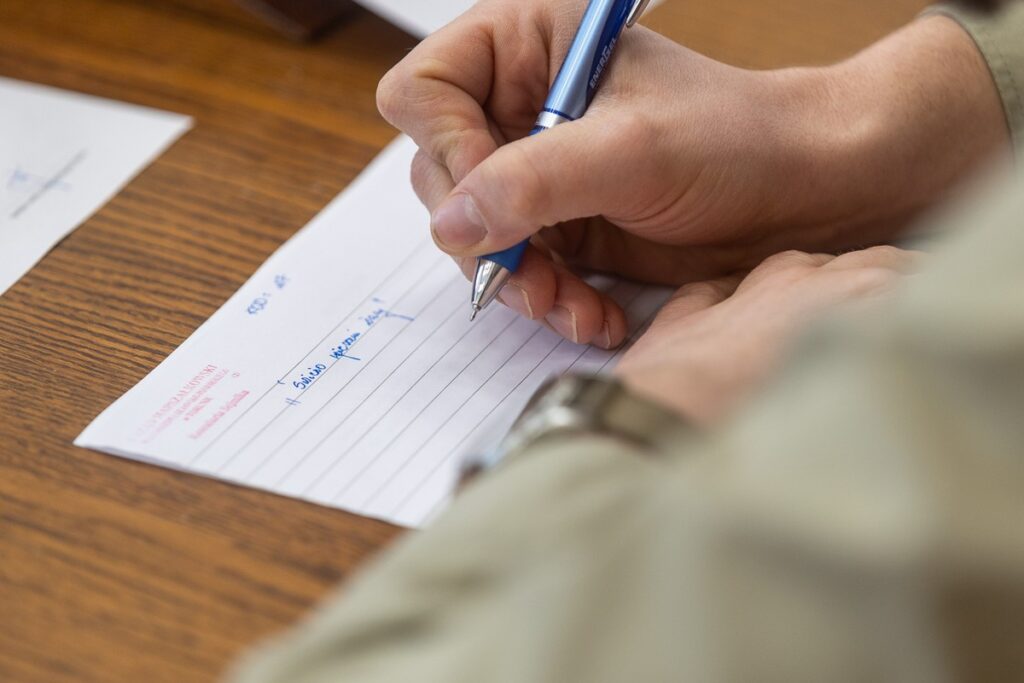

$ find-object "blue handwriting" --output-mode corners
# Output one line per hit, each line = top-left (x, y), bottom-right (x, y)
(292, 363), (328, 390)
(286, 304), (414, 394)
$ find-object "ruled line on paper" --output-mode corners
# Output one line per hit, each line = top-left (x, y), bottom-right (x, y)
(187, 243), (435, 468)
(385, 282), (669, 523)
(338, 317), (539, 505)
(380, 282), (641, 515)
(266, 284), (467, 489)
(238, 273), (461, 483)
(299, 302), (507, 498)
(362, 325), (555, 510)
(205, 251), (445, 476)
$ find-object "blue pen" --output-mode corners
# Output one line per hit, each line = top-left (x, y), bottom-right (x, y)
(469, 0), (651, 320)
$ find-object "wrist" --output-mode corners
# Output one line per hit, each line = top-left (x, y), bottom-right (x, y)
(767, 16), (1011, 246)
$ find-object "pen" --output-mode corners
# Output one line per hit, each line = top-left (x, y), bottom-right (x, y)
(469, 0), (652, 321)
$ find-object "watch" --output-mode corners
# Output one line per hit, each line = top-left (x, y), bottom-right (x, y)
(459, 373), (689, 487)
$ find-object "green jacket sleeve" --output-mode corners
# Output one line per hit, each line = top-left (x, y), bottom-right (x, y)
(227, 167), (1024, 682)
(931, 1), (1024, 147)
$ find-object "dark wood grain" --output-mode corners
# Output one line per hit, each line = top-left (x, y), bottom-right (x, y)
(0, 1), (930, 681)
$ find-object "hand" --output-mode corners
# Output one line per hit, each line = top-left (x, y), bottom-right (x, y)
(614, 246), (920, 423)
(377, 0), (1006, 348)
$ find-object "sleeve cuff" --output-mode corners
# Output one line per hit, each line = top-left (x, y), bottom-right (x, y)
(925, 2), (1024, 151)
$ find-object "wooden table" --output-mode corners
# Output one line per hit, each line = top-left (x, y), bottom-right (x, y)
(0, 1), (929, 681)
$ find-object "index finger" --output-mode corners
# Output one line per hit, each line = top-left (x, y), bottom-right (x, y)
(376, 10), (498, 183)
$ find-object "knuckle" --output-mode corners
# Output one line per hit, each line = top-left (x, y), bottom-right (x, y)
(409, 150), (433, 192)
(863, 244), (905, 259)
(677, 280), (728, 300)
(861, 245), (911, 268)
(613, 110), (657, 148)
(633, 110), (657, 141)
(377, 56), (449, 125)
(827, 245), (913, 272)
(435, 127), (468, 174)
(761, 249), (814, 270)
(848, 267), (899, 294)
(375, 67), (405, 123)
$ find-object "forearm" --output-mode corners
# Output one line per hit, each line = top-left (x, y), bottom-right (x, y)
(832, 15), (1010, 208)
(777, 15), (1011, 247)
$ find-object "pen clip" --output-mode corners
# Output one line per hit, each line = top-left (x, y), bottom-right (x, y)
(626, 0), (652, 27)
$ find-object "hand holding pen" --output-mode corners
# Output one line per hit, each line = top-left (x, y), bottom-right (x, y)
(378, 0), (958, 348)
(466, 0), (652, 321)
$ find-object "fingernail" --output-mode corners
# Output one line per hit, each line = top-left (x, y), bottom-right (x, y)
(599, 321), (613, 349)
(500, 285), (534, 319)
(431, 193), (486, 249)
(546, 305), (579, 343)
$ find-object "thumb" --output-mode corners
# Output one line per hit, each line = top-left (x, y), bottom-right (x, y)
(429, 114), (648, 256)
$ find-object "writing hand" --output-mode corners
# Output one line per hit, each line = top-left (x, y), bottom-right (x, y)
(378, 0), (1005, 347)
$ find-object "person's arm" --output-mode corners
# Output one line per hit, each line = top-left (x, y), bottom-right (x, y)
(377, 0), (1013, 346)
(228, 170), (1024, 682)
(225, 4), (1024, 681)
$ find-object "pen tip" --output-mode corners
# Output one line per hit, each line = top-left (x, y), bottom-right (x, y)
(470, 305), (480, 322)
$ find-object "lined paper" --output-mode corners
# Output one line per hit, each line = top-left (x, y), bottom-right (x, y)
(77, 136), (669, 527)
(0, 77), (191, 295)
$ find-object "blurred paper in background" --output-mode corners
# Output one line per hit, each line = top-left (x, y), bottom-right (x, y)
(0, 78), (190, 296)
(353, 0), (663, 39)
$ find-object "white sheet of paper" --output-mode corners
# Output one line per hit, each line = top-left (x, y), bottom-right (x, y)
(353, 0), (460, 37)
(76, 136), (669, 527)
(354, 0), (663, 38)
(0, 78), (191, 295)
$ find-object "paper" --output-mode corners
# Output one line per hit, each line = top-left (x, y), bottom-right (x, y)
(354, 0), (663, 39)
(0, 78), (191, 296)
(77, 136), (669, 527)
(354, 0), (463, 37)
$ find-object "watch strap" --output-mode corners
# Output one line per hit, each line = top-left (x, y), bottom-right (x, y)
(459, 374), (688, 487)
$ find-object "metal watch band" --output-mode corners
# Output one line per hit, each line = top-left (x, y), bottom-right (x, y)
(460, 374), (688, 486)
